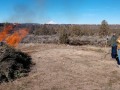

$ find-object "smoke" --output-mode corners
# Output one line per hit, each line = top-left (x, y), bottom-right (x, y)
(6, 0), (84, 24)
(0, 25), (28, 47)
(8, 4), (36, 23)
(35, 0), (49, 23)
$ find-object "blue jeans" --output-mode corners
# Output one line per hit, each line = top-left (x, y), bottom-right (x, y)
(111, 45), (117, 59)
(117, 49), (120, 65)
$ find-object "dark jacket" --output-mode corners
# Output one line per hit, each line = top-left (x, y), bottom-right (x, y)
(111, 35), (117, 46)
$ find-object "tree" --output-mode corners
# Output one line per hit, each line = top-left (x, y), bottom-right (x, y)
(59, 28), (69, 44)
(99, 20), (109, 36)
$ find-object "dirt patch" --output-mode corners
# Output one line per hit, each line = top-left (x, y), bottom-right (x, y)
(0, 44), (120, 90)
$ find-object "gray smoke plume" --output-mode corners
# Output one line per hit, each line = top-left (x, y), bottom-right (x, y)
(7, 0), (84, 24)
(8, 4), (36, 23)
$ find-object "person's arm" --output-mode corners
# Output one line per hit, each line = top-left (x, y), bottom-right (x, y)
(117, 37), (120, 43)
(110, 36), (113, 46)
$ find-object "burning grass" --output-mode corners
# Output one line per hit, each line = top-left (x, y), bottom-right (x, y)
(0, 24), (28, 47)
(0, 24), (34, 83)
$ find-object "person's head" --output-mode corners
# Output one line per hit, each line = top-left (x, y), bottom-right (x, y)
(113, 32), (116, 36)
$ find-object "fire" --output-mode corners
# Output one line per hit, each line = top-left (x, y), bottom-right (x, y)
(0, 25), (14, 42)
(0, 25), (28, 47)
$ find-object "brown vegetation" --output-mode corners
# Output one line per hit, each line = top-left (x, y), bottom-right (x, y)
(1, 21), (117, 46)
(0, 43), (33, 83)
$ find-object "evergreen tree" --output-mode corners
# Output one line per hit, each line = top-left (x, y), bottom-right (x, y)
(99, 20), (109, 36)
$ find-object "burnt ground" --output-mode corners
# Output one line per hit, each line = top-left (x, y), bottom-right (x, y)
(0, 44), (120, 90)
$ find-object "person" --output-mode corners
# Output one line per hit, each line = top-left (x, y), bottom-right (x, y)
(117, 35), (120, 67)
(110, 33), (118, 59)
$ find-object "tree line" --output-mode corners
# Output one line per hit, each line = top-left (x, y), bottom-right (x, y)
(0, 20), (120, 36)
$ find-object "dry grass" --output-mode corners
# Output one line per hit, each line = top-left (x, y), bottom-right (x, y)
(0, 44), (120, 90)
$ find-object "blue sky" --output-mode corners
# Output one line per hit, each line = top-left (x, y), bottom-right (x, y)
(0, 0), (120, 24)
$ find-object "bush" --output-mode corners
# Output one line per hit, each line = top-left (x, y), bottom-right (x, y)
(59, 29), (69, 44)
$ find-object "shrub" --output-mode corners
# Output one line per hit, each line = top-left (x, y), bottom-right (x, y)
(59, 29), (69, 44)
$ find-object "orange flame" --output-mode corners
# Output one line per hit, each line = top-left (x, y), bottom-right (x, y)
(0, 25), (28, 47)
(0, 25), (14, 42)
